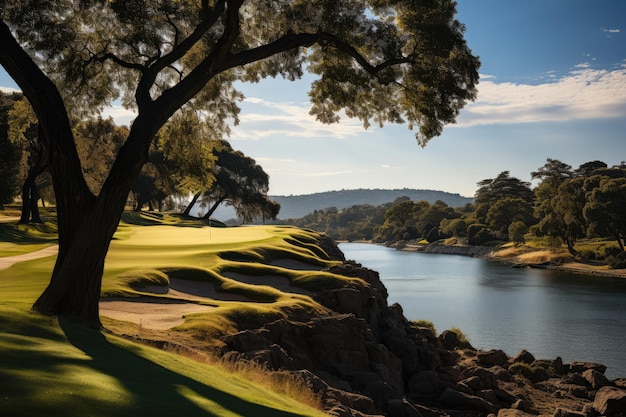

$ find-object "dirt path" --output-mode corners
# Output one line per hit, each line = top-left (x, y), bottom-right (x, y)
(0, 245), (59, 271)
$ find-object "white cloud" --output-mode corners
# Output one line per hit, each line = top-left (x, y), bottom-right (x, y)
(231, 97), (365, 140)
(102, 104), (137, 127)
(456, 67), (626, 127)
(0, 86), (20, 94)
(602, 28), (620, 34)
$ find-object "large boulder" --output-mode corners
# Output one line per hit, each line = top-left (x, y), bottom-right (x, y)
(478, 349), (510, 367)
(593, 386), (626, 416)
(438, 388), (498, 414)
(581, 368), (611, 390)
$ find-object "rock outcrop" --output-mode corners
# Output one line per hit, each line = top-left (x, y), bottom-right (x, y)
(215, 239), (625, 417)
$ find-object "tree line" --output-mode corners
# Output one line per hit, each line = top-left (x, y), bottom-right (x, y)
(287, 159), (626, 268)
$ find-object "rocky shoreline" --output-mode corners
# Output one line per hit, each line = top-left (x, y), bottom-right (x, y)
(208, 238), (626, 417)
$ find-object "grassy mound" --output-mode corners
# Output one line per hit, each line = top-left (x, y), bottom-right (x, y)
(0, 211), (356, 417)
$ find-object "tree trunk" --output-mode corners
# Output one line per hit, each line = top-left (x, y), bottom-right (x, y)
(564, 236), (578, 257)
(19, 161), (47, 224)
(616, 233), (625, 252)
(183, 192), (202, 217)
(28, 182), (42, 223)
(32, 200), (121, 328)
(202, 196), (227, 220)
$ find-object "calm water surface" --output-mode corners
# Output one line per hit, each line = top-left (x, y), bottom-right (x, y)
(339, 242), (626, 379)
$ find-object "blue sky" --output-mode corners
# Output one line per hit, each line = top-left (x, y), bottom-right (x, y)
(2, 0), (625, 198)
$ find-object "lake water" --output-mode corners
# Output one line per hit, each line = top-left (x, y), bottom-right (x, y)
(339, 242), (626, 379)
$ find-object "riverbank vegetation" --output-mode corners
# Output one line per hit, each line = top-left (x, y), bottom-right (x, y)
(287, 159), (626, 269)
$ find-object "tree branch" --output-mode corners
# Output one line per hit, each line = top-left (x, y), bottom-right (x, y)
(222, 31), (413, 80)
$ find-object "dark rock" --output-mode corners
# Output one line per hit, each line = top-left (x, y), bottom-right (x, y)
(529, 366), (549, 383)
(460, 366), (498, 390)
(497, 410), (535, 417)
(386, 399), (423, 417)
(570, 362), (607, 375)
(593, 386), (626, 416)
(225, 328), (270, 352)
(439, 330), (462, 351)
(478, 389), (500, 405)
(513, 350), (535, 364)
(333, 287), (364, 315)
(511, 399), (534, 413)
(461, 376), (484, 391)
(551, 357), (567, 375)
(493, 389), (517, 405)
(362, 380), (399, 408)
(408, 370), (440, 395)
(491, 365), (513, 382)
(553, 408), (586, 417)
(562, 373), (589, 387)
(478, 349), (510, 367)
(581, 368), (611, 390)
(582, 403), (599, 417)
(438, 388), (498, 413)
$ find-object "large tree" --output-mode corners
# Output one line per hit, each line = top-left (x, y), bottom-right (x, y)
(474, 171), (535, 224)
(584, 176), (626, 251)
(198, 140), (276, 223)
(0, 1), (479, 327)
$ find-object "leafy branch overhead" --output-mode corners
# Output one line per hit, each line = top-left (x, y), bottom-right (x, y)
(2, 0), (479, 145)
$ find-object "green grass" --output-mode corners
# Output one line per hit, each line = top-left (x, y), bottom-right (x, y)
(0, 307), (326, 417)
(0, 211), (353, 417)
(0, 221), (58, 257)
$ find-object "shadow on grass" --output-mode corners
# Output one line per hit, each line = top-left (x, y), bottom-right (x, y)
(120, 212), (213, 228)
(58, 319), (307, 417)
(0, 222), (58, 245)
(0, 306), (313, 417)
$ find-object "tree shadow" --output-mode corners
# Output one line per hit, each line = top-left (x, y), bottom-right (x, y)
(57, 319), (312, 417)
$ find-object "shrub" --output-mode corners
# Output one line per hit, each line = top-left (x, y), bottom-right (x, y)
(467, 224), (494, 246)
(448, 327), (472, 349)
(608, 251), (626, 269)
(508, 221), (528, 246)
(412, 320), (437, 336)
(578, 249), (596, 261)
(508, 362), (535, 379)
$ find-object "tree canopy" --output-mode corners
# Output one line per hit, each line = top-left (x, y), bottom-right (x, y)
(0, 0), (479, 327)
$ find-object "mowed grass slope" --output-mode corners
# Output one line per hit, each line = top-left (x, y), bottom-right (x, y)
(0, 212), (354, 417)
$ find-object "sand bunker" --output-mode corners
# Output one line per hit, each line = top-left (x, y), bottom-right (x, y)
(221, 271), (312, 296)
(100, 297), (213, 330)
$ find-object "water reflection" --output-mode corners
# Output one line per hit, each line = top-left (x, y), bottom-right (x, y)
(339, 242), (626, 378)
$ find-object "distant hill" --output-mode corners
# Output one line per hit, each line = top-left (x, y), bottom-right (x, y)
(209, 188), (473, 221)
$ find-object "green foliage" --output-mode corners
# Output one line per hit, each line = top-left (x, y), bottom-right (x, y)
(412, 320), (437, 336)
(508, 362), (536, 380)
(0, 91), (22, 207)
(508, 221), (528, 246)
(467, 223), (494, 246)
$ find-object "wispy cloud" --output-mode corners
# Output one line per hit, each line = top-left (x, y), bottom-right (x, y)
(231, 97), (365, 140)
(456, 67), (626, 127)
(102, 104), (137, 127)
(602, 28), (621, 38)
